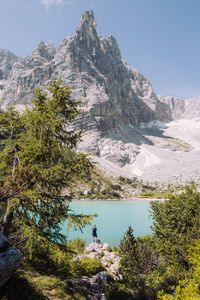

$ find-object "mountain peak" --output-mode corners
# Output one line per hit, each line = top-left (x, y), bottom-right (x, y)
(76, 10), (97, 40)
(74, 10), (100, 54)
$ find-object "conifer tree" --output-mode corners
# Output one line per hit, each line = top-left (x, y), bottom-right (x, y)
(151, 186), (200, 269)
(0, 82), (92, 245)
(119, 226), (140, 286)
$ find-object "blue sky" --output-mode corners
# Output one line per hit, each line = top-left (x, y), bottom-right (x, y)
(0, 0), (200, 98)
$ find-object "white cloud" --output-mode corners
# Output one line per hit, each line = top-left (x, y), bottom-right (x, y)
(41, 0), (74, 9)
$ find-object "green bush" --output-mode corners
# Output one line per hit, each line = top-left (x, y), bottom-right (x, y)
(67, 238), (86, 254)
(111, 191), (121, 198)
(73, 257), (104, 276)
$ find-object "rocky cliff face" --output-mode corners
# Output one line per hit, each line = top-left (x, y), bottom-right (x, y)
(0, 49), (18, 99)
(0, 49), (18, 81)
(159, 96), (200, 120)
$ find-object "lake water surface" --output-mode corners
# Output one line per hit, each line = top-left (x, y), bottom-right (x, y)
(63, 200), (154, 246)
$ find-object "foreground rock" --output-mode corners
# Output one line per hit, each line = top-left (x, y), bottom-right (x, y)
(66, 275), (106, 300)
(0, 232), (22, 287)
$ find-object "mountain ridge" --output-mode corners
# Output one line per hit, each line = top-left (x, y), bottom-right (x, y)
(0, 11), (170, 125)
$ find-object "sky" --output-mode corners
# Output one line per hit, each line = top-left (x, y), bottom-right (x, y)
(0, 0), (200, 98)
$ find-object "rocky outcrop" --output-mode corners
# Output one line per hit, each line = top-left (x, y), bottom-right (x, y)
(0, 232), (22, 287)
(77, 242), (121, 280)
(71, 241), (121, 299)
(0, 42), (55, 107)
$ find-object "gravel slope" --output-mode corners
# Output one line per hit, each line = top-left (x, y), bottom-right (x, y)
(94, 119), (200, 184)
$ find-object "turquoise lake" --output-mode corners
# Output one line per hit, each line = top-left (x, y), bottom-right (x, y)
(63, 200), (154, 246)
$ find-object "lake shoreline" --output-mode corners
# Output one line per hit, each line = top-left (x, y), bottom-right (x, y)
(73, 197), (165, 202)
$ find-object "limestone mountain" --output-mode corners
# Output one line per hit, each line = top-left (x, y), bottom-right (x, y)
(1, 10), (200, 182)
(0, 11), (169, 128)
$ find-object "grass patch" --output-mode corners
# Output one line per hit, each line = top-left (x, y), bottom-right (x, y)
(138, 190), (170, 199)
(0, 271), (87, 300)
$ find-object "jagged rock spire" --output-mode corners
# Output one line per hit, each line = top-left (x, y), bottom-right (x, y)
(80, 10), (96, 30)
(76, 10), (98, 44)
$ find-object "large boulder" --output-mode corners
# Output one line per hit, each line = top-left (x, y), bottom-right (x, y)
(0, 232), (22, 287)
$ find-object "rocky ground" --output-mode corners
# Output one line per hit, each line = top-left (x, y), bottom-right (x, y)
(66, 275), (107, 300)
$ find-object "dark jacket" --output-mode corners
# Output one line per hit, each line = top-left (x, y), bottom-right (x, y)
(92, 226), (97, 237)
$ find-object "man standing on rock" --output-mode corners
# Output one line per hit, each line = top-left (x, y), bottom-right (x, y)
(92, 225), (97, 242)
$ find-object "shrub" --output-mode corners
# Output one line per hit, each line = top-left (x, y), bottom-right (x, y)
(67, 238), (86, 254)
(73, 257), (104, 276)
(110, 184), (122, 191)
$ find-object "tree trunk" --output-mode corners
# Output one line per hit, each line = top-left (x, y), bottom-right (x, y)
(2, 201), (14, 238)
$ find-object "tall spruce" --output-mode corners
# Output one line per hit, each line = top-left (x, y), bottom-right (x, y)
(119, 226), (140, 287)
